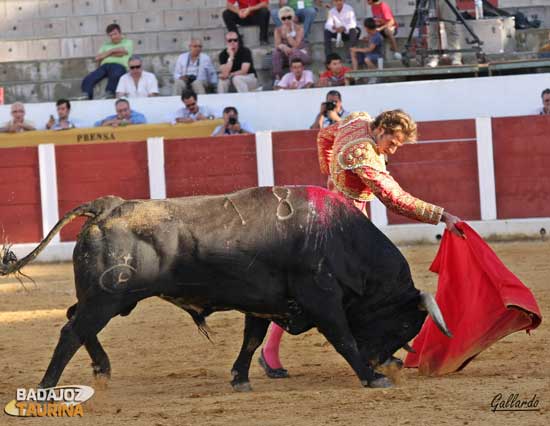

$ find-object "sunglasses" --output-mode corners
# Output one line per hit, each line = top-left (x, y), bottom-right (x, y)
(129, 65), (141, 69)
(191, 45), (202, 48)
(185, 102), (197, 108)
(281, 16), (293, 21)
(226, 38), (239, 43)
(12, 110), (24, 113)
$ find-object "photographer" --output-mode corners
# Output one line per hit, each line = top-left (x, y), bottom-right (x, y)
(173, 39), (218, 95)
(310, 90), (349, 129)
(211, 106), (254, 136)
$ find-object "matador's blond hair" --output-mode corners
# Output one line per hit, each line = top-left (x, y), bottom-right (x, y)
(371, 109), (418, 143)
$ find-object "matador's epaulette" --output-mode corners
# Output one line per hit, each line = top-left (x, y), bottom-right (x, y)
(337, 139), (385, 171)
(338, 111), (373, 129)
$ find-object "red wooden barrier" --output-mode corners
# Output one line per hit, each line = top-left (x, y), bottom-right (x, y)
(492, 115), (550, 219)
(56, 142), (150, 241)
(164, 135), (258, 197)
(387, 120), (480, 225)
(0, 147), (42, 243)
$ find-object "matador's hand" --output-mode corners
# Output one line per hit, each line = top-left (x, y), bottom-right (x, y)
(442, 211), (465, 239)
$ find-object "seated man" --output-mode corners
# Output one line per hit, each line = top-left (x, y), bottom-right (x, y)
(94, 98), (146, 127)
(537, 88), (550, 115)
(350, 18), (383, 74)
(45, 99), (77, 130)
(81, 24), (133, 100)
(170, 89), (214, 124)
(324, 0), (359, 58)
(223, 0), (270, 45)
(276, 58), (314, 90)
(310, 90), (349, 129)
(367, 0), (401, 60)
(218, 32), (259, 93)
(271, 0), (319, 40)
(115, 55), (159, 98)
(0, 102), (36, 133)
(318, 53), (351, 87)
(211, 106), (254, 136)
(173, 39), (218, 95)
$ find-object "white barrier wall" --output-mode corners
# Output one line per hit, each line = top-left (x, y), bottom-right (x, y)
(1, 74), (549, 132)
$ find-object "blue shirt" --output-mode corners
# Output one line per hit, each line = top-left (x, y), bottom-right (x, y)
(94, 110), (147, 127)
(369, 31), (383, 56)
(322, 108), (350, 128)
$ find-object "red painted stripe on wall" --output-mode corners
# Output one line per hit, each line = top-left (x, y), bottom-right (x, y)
(0, 147), (42, 243)
(164, 136), (258, 197)
(56, 142), (150, 241)
(492, 115), (550, 219)
(272, 130), (325, 187)
(387, 141), (481, 225)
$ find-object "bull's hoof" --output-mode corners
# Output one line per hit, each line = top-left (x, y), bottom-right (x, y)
(367, 375), (394, 389)
(380, 356), (403, 369)
(231, 380), (252, 392)
(258, 350), (289, 379)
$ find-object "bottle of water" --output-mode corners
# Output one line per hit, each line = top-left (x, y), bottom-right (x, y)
(475, 0), (484, 20)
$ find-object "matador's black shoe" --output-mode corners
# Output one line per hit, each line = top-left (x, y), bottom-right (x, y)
(258, 349), (289, 379)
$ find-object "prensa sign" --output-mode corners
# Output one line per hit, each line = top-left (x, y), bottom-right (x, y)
(4, 385), (94, 417)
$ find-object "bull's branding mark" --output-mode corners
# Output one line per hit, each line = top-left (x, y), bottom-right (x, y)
(76, 132), (116, 143)
(4, 385), (94, 417)
(490, 393), (541, 412)
(272, 187), (294, 221)
(99, 253), (137, 293)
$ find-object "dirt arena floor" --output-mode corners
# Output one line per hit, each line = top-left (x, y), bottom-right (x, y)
(1, 240), (548, 425)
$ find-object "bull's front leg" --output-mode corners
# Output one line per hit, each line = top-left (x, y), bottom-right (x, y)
(230, 314), (270, 392)
(294, 273), (392, 388)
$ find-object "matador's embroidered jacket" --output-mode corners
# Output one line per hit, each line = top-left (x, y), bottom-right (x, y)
(317, 112), (444, 224)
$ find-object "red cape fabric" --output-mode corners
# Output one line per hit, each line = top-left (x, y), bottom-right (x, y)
(404, 222), (542, 375)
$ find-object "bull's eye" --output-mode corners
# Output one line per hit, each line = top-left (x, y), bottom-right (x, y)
(403, 322), (409, 328)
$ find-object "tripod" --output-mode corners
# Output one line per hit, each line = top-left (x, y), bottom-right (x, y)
(402, 0), (485, 67)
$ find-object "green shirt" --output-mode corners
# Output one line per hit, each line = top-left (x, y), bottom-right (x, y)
(98, 38), (133, 69)
(288, 0), (314, 9)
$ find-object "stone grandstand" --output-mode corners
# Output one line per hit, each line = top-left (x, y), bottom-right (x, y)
(0, 0), (549, 104)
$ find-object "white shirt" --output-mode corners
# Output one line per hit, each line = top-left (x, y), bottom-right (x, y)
(325, 4), (357, 33)
(116, 71), (159, 98)
(173, 52), (218, 85)
(169, 105), (213, 124)
(277, 70), (315, 89)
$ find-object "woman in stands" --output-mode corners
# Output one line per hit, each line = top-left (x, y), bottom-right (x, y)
(272, 6), (312, 87)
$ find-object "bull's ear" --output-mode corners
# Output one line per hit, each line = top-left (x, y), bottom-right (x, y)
(418, 292), (452, 338)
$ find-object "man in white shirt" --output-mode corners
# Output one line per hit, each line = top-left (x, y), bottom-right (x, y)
(537, 88), (550, 115)
(276, 58), (315, 90)
(173, 39), (218, 95)
(169, 89), (214, 124)
(115, 55), (159, 98)
(324, 0), (359, 58)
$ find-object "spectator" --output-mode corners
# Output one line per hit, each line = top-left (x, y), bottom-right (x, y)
(272, 6), (312, 85)
(45, 99), (77, 130)
(94, 98), (146, 127)
(223, 0), (270, 45)
(310, 90), (349, 129)
(173, 39), (218, 95)
(324, 0), (359, 59)
(211, 106), (254, 136)
(276, 58), (314, 90)
(366, 0), (401, 60)
(350, 18), (383, 74)
(426, 0), (461, 67)
(0, 102), (36, 133)
(115, 55), (159, 98)
(271, 0), (319, 40)
(318, 53), (351, 87)
(218, 32), (259, 93)
(538, 88), (550, 115)
(170, 89), (214, 124)
(80, 24), (133, 100)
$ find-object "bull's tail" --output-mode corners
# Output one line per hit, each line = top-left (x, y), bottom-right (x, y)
(0, 196), (123, 276)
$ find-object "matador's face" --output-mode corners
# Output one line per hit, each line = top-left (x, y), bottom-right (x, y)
(375, 129), (405, 155)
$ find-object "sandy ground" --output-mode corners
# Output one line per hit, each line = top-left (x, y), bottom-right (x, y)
(0, 240), (548, 426)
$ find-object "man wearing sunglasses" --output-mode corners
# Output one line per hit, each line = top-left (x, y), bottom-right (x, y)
(218, 32), (259, 93)
(115, 55), (159, 98)
(223, 0), (270, 45)
(173, 39), (218, 95)
(170, 89), (214, 124)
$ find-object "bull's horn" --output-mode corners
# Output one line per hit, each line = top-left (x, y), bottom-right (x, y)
(403, 343), (416, 353)
(419, 292), (453, 338)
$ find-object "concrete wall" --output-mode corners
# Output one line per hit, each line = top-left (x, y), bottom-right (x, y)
(1, 73), (549, 132)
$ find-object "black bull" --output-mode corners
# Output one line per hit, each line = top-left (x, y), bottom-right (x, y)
(0, 185), (451, 390)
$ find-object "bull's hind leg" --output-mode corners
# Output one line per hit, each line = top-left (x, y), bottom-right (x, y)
(67, 304), (111, 379)
(230, 314), (270, 392)
(39, 300), (119, 388)
(294, 273), (392, 389)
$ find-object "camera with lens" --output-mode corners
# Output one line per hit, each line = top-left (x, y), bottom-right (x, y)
(228, 116), (238, 125)
(325, 101), (337, 111)
(184, 74), (197, 89)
